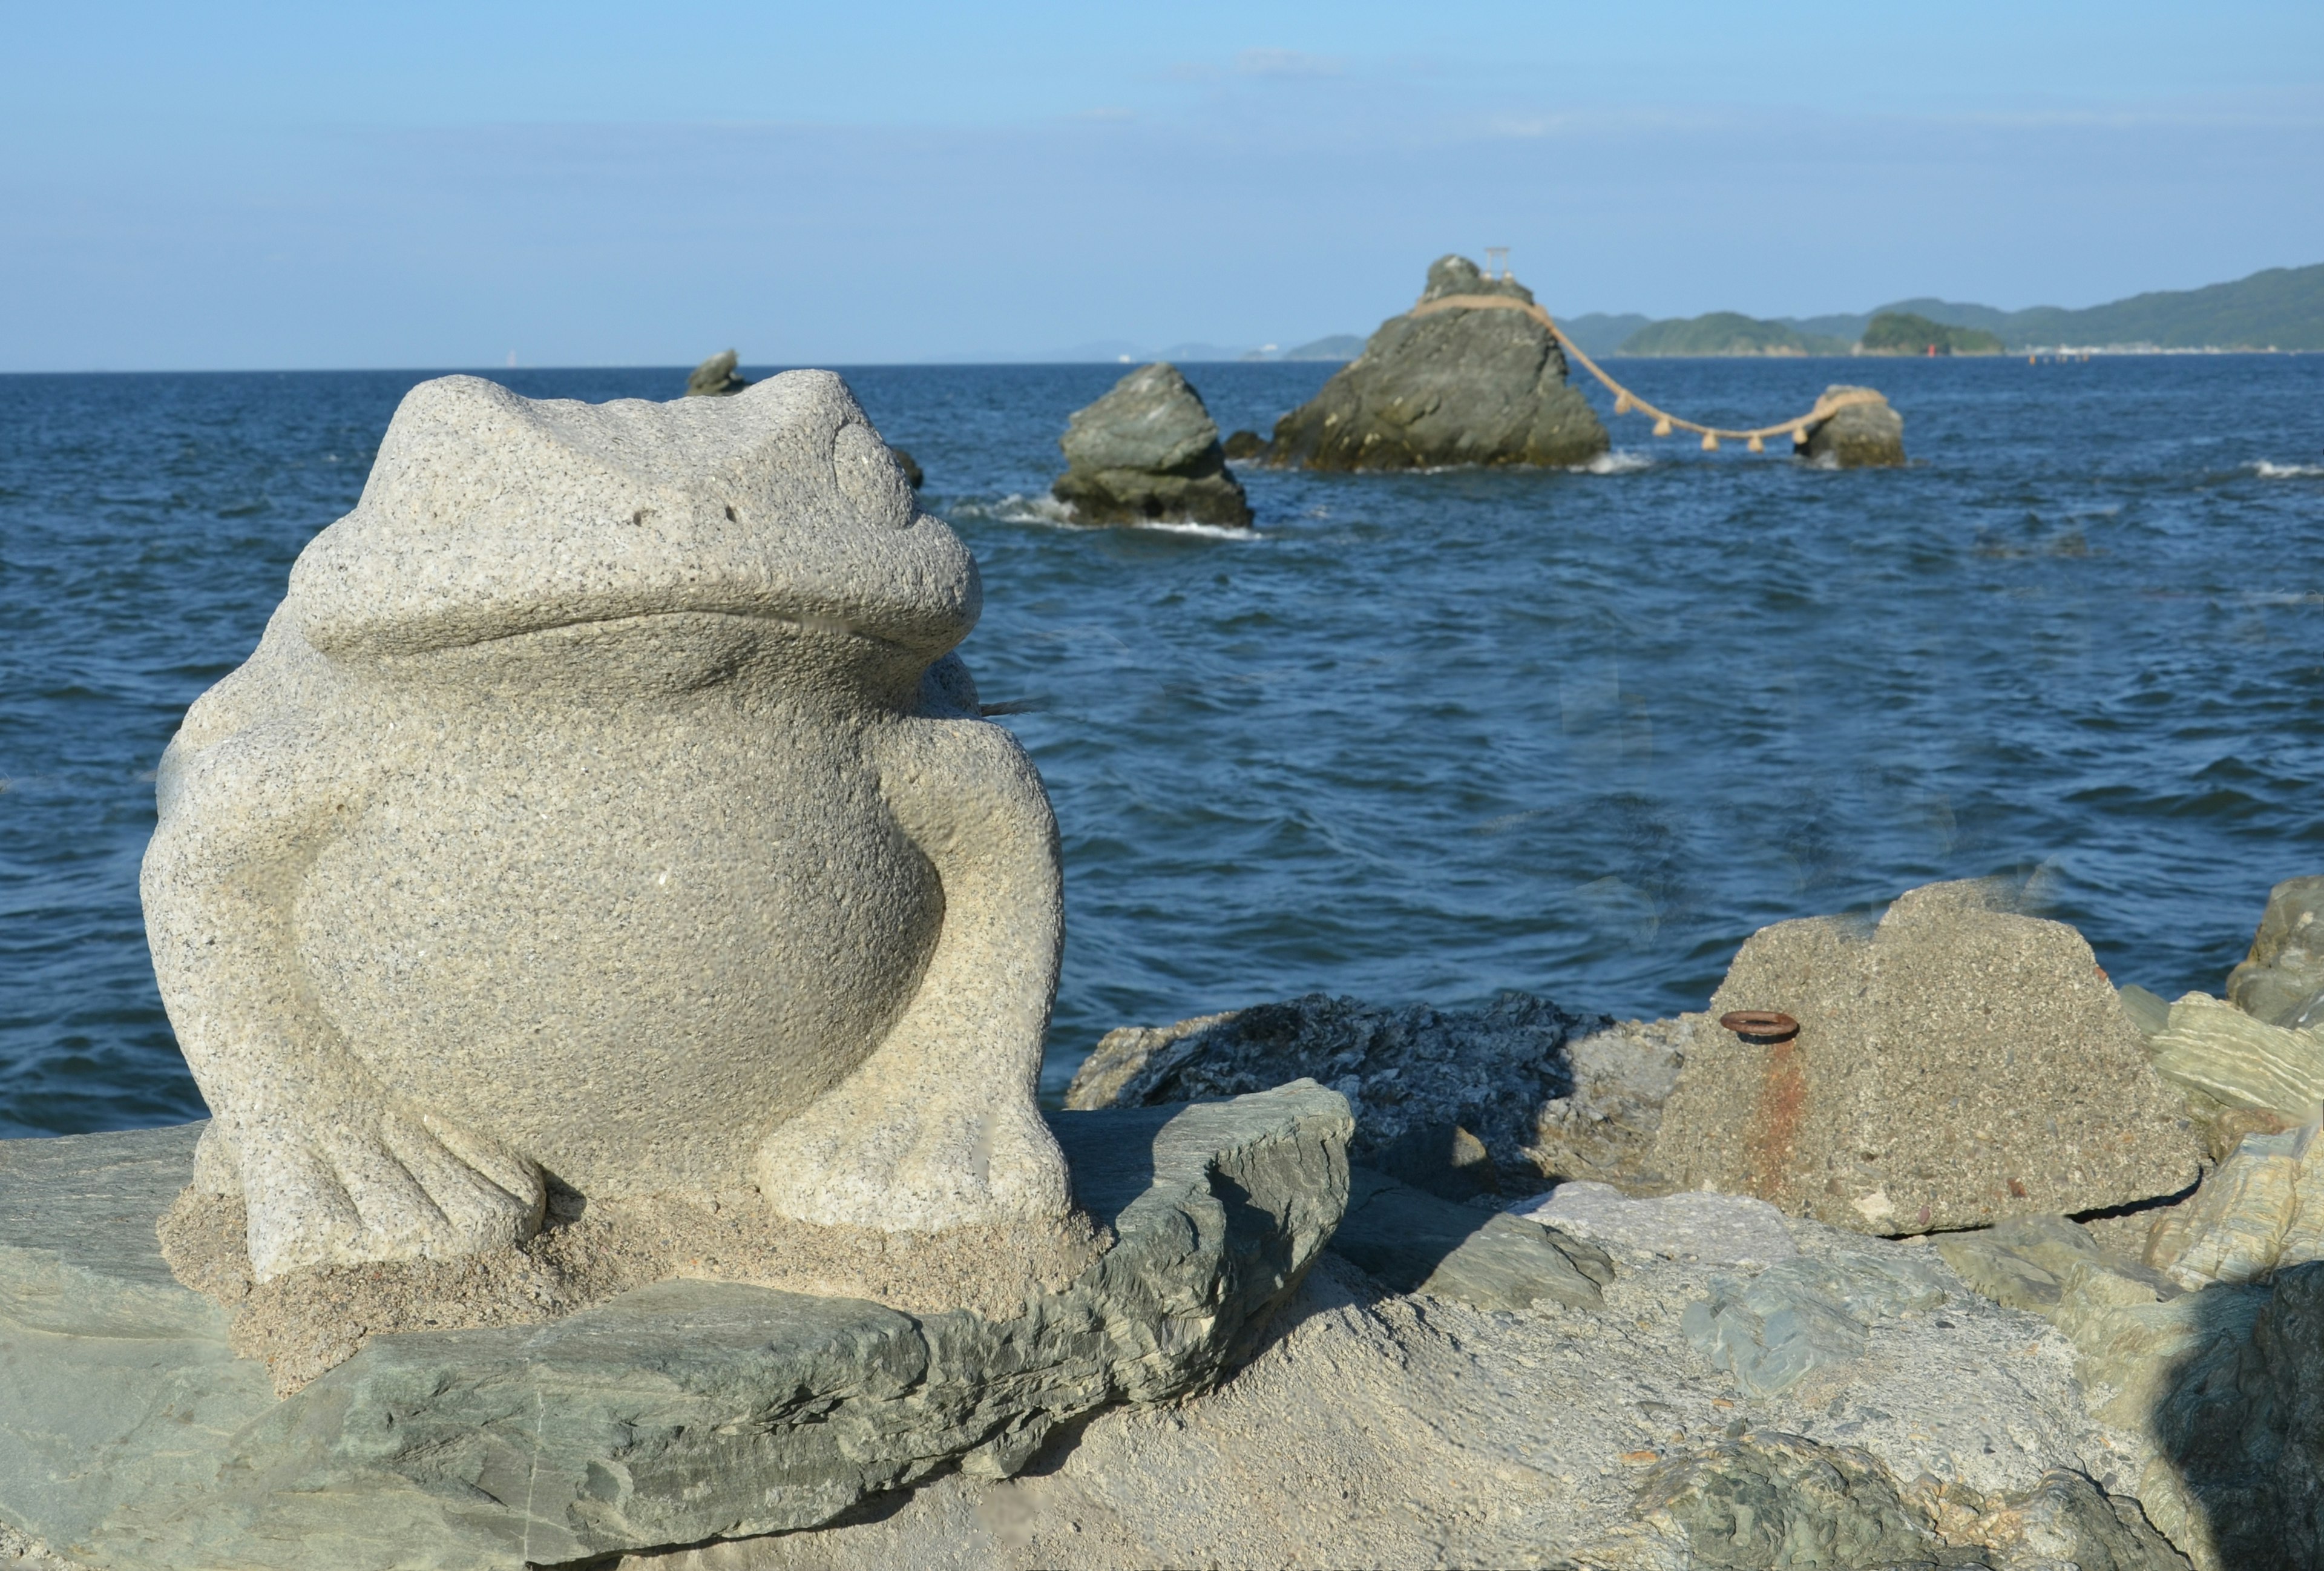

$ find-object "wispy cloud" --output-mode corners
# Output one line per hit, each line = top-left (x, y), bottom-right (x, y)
(1234, 49), (1344, 79)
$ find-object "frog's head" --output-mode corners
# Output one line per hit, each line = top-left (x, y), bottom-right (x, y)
(288, 372), (974, 668)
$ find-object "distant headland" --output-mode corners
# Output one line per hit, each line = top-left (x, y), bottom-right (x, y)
(983, 260), (2323, 364)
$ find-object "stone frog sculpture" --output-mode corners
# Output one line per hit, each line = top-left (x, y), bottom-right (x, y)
(143, 372), (1071, 1282)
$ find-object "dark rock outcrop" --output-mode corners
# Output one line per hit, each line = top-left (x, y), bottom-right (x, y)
(888, 446), (925, 490)
(1265, 254), (1608, 470)
(1796, 384), (1905, 466)
(1051, 363), (1251, 528)
(684, 348), (750, 397)
(1066, 991), (1611, 1194)
(1221, 429), (1266, 461)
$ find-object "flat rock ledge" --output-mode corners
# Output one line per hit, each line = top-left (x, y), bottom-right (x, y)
(0, 1084), (1351, 1571)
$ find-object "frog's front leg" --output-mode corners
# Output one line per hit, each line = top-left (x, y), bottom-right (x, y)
(143, 714), (546, 1282)
(755, 688), (1071, 1231)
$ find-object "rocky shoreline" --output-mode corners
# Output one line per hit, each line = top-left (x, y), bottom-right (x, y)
(608, 874), (2324, 1571)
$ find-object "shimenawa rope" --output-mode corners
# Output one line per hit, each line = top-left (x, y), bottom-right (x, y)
(1410, 293), (1885, 453)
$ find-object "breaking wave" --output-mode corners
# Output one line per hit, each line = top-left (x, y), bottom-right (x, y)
(2252, 460), (2324, 478)
(957, 493), (1259, 539)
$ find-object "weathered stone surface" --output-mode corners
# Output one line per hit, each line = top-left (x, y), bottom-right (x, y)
(0, 1085), (1351, 1571)
(1511, 1181), (1799, 1271)
(2147, 990), (2324, 1119)
(1935, 1214), (2176, 1313)
(620, 1223), (2095, 1571)
(1265, 254), (1609, 470)
(1331, 1166), (1611, 1312)
(1796, 384), (1905, 467)
(1627, 1431), (1947, 1568)
(686, 348), (750, 396)
(1681, 1243), (1951, 1398)
(1048, 363), (1251, 527)
(2144, 1122), (2324, 1289)
(2227, 875), (2324, 1029)
(1220, 427), (1265, 460)
(142, 371), (1068, 1281)
(1066, 990), (1612, 1191)
(1644, 879), (2203, 1234)
(1527, 1012), (1692, 1191)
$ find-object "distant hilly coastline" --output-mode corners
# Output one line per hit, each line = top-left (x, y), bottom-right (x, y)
(1566, 263), (2324, 357)
(942, 261), (2322, 364)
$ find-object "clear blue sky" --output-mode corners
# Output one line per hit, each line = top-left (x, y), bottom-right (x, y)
(4, 1), (2320, 369)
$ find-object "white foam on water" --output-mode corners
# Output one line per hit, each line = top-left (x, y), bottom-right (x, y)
(965, 493), (1260, 539)
(1574, 450), (1653, 475)
(2253, 460), (2324, 478)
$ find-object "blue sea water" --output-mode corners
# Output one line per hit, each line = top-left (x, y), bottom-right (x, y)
(2, 355), (2322, 1137)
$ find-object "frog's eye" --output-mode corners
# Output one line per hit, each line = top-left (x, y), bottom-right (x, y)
(830, 422), (913, 529)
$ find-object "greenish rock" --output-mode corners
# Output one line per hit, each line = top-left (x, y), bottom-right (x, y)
(2227, 876), (2324, 1030)
(1632, 1431), (1954, 1569)
(2119, 983), (2174, 1038)
(0, 1085), (1351, 1571)
(2147, 990), (2324, 1118)
(684, 348), (750, 397)
(1221, 429), (1265, 460)
(1266, 255), (1609, 471)
(1049, 362), (1251, 528)
(1796, 385), (1906, 467)
(1986, 1471), (2191, 1570)
(1934, 1216), (2178, 1312)
(1681, 1245), (1949, 1398)
(1328, 1166), (1610, 1312)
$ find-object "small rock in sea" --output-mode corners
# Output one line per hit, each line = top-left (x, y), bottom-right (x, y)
(1265, 253), (1608, 470)
(1049, 363), (1252, 528)
(1221, 429), (1267, 460)
(888, 446), (924, 489)
(1642, 877), (2202, 1234)
(684, 348), (750, 397)
(1794, 384), (1905, 467)
(2227, 874), (2324, 1029)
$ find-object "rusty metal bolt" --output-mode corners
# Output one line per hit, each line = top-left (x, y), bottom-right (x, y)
(1719, 1010), (1800, 1042)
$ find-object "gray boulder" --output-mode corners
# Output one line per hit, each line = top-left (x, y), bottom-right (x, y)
(1796, 384), (1905, 467)
(1644, 878), (2203, 1234)
(684, 348), (750, 397)
(1049, 363), (1251, 527)
(1066, 990), (1613, 1194)
(1265, 254), (1608, 470)
(2227, 875), (2324, 1029)
(1330, 1166), (1612, 1312)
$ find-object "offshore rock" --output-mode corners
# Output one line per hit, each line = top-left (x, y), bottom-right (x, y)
(685, 348), (750, 396)
(0, 1086), (1352, 1571)
(1066, 990), (1613, 1193)
(1049, 363), (1251, 528)
(1643, 878), (2202, 1234)
(1221, 428), (1266, 460)
(1265, 254), (1609, 470)
(1796, 384), (1905, 467)
(2227, 875), (2324, 1027)
(888, 446), (924, 489)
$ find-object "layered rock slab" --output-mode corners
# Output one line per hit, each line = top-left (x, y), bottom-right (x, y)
(1049, 362), (1250, 528)
(1265, 254), (1609, 470)
(1644, 878), (2202, 1233)
(0, 1085), (1350, 1571)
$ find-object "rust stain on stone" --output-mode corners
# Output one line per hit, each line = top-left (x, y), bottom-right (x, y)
(1744, 1033), (1808, 1202)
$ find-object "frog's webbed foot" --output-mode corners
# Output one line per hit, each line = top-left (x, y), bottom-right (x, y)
(229, 1103), (547, 1282)
(755, 707), (1071, 1233)
(757, 1077), (1068, 1231)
